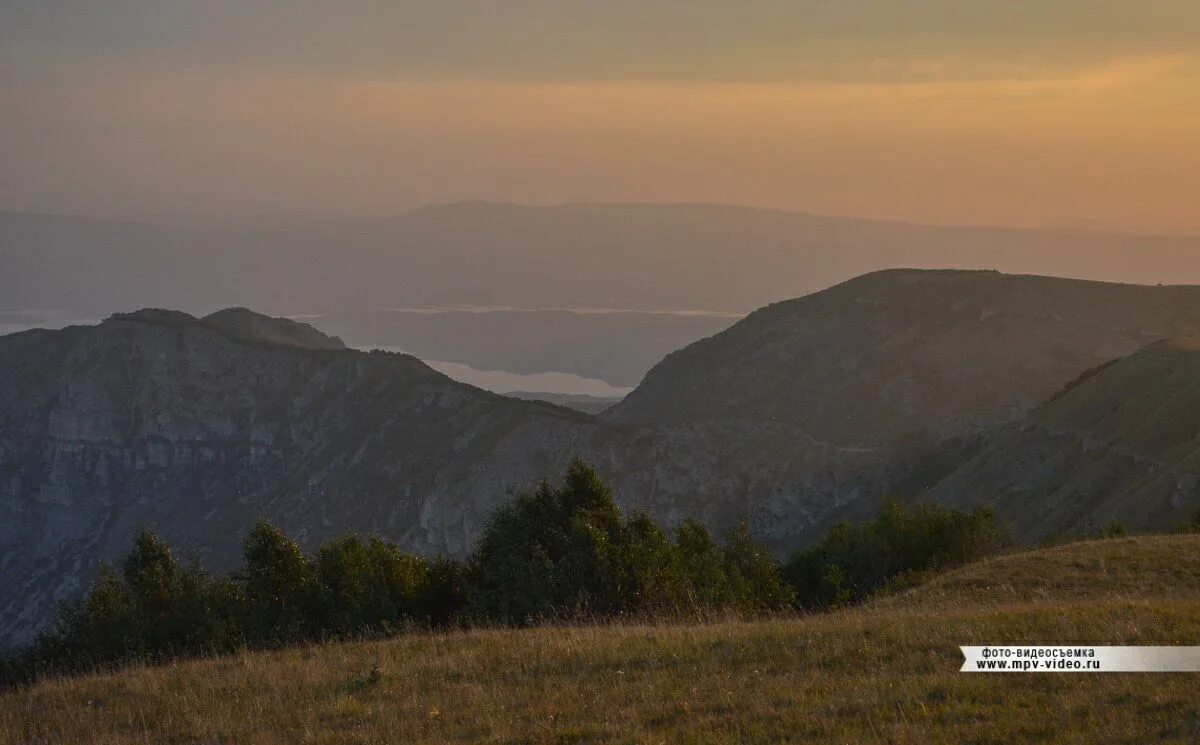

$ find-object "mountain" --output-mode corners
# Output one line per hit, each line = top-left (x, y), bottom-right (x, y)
(603, 269), (1200, 541)
(199, 307), (347, 350)
(6, 203), (1200, 316)
(608, 269), (1200, 431)
(0, 309), (609, 648)
(7, 270), (1200, 649)
(927, 338), (1200, 540)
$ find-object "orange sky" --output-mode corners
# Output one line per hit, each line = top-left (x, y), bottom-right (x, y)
(3, 3), (1198, 233)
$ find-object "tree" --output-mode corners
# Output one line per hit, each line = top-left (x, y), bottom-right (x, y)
(613, 512), (678, 614)
(312, 534), (430, 637)
(420, 556), (467, 627)
(467, 459), (629, 623)
(239, 520), (313, 645)
(672, 519), (729, 612)
(723, 522), (795, 612)
(121, 531), (194, 655)
(58, 564), (137, 664)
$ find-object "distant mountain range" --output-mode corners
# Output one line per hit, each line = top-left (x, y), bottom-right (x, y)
(3, 270), (1200, 648)
(6, 203), (1200, 315)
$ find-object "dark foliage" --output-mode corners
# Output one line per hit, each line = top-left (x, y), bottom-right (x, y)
(1, 463), (1002, 687)
(783, 499), (1009, 608)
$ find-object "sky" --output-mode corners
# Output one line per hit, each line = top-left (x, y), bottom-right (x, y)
(2, 1), (1199, 233)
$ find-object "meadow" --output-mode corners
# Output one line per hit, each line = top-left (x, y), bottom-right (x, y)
(4, 535), (1199, 744)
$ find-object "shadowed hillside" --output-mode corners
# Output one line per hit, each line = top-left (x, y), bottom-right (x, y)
(603, 270), (1200, 548)
(927, 339), (1200, 540)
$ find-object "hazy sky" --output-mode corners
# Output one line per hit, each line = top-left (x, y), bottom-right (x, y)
(3, 2), (1198, 232)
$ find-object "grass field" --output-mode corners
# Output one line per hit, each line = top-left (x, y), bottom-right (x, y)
(4, 535), (1200, 744)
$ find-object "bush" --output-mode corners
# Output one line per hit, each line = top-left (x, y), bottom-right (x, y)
(784, 499), (1009, 608)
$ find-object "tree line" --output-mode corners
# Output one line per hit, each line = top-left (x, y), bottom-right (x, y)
(1, 460), (1005, 686)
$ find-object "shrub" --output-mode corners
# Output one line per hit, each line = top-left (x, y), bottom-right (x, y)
(784, 499), (1008, 608)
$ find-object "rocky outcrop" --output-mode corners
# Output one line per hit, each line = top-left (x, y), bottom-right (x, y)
(200, 307), (346, 350)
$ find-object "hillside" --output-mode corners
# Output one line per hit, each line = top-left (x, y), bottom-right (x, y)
(604, 270), (1200, 544)
(5, 535), (1199, 744)
(0, 306), (806, 650)
(607, 269), (1200, 432)
(883, 534), (1200, 608)
(926, 338), (1200, 541)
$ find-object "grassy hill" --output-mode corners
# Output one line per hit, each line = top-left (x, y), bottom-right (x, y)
(4, 535), (1200, 744)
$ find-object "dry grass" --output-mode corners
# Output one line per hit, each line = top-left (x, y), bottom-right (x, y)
(4, 535), (1200, 744)
(881, 533), (1200, 608)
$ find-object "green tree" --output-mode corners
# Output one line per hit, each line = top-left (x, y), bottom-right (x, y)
(613, 512), (678, 614)
(723, 522), (795, 612)
(239, 520), (313, 645)
(312, 534), (430, 637)
(784, 499), (1008, 608)
(420, 556), (467, 627)
(467, 459), (628, 623)
(672, 519), (730, 611)
(58, 564), (137, 664)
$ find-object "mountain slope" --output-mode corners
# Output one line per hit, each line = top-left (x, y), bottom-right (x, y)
(927, 338), (1200, 540)
(0, 310), (609, 649)
(602, 270), (1200, 545)
(607, 269), (1200, 434)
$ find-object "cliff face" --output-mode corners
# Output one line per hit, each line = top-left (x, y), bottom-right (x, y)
(0, 310), (608, 648)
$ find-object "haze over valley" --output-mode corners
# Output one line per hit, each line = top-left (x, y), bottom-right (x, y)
(7, 203), (1200, 395)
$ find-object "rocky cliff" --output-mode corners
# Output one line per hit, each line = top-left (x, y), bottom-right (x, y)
(0, 310), (608, 647)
